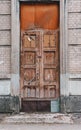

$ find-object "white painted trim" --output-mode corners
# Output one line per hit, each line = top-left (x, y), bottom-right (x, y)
(60, 0), (68, 96)
(65, 0), (69, 96)
(11, 0), (20, 96)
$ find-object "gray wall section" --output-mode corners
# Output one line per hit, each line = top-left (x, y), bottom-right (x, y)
(0, 0), (11, 96)
(67, 0), (81, 96)
(0, 96), (20, 113)
(61, 96), (81, 113)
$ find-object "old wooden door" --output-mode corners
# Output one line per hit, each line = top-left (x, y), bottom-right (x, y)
(20, 3), (60, 112)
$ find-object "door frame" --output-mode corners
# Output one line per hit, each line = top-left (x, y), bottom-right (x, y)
(11, 0), (68, 112)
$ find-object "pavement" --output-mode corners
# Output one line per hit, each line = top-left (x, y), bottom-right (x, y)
(0, 113), (81, 130)
(0, 124), (81, 130)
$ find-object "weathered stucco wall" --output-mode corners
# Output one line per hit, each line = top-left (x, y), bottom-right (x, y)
(61, 0), (81, 113)
(68, 0), (81, 95)
(0, 0), (11, 95)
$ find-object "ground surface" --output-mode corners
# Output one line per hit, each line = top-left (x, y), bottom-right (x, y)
(0, 113), (73, 124)
(0, 113), (81, 130)
(0, 124), (81, 130)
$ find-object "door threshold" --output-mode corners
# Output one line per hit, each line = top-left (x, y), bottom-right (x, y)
(21, 99), (60, 112)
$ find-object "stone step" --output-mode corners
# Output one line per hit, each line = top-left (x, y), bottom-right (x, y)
(2, 113), (73, 124)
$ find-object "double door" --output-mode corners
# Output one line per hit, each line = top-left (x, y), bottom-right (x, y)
(20, 3), (60, 112)
(21, 29), (59, 99)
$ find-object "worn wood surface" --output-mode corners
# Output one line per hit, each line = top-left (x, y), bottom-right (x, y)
(20, 3), (60, 101)
(20, 3), (59, 30)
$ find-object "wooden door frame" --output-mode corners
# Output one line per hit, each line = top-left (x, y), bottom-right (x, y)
(11, 0), (68, 111)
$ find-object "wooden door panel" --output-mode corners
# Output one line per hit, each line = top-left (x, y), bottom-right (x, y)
(44, 69), (56, 81)
(23, 35), (36, 48)
(44, 52), (55, 65)
(43, 34), (57, 48)
(24, 69), (36, 82)
(20, 4), (59, 30)
(21, 31), (40, 98)
(20, 5), (35, 30)
(44, 85), (56, 98)
(24, 52), (36, 65)
(21, 30), (59, 99)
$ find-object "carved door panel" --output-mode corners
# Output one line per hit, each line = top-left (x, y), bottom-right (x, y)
(21, 30), (59, 99)
(21, 31), (40, 98)
(42, 31), (59, 99)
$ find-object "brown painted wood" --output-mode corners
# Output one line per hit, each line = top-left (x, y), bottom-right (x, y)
(21, 100), (50, 112)
(20, 3), (59, 30)
(20, 3), (60, 111)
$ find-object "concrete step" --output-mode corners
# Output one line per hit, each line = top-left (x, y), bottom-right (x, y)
(1, 113), (73, 124)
